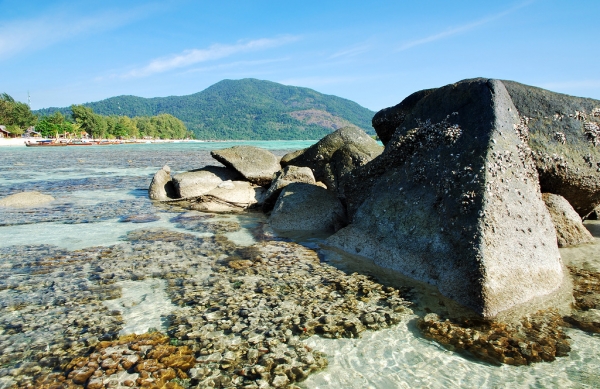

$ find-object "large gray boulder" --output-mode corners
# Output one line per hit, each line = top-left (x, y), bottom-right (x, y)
(172, 166), (242, 198)
(329, 78), (563, 318)
(148, 165), (176, 201)
(269, 183), (346, 232)
(210, 146), (280, 186)
(373, 82), (600, 216)
(542, 193), (595, 247)
(0, 191), (54, 207)
(281, 126), (383, 195)
(263, 165), (316, 209)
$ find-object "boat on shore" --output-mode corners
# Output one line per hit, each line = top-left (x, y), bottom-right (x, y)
(25, 140), (68, 147)
(25, 139), (125, 147)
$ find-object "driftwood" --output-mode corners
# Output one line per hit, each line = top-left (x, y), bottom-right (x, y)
(159, 194), (254, 209)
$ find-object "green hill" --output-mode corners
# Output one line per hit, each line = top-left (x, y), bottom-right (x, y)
(34, 79), (375, 140)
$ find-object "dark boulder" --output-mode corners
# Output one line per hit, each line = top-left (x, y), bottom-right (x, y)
(372, 88), (437, 145)
(262, 166), (316, 210)
(269, 183), (346, 233)
(281, 126), (382, 195)
(502, 81), (600, 216)
(329, 78), (563, 318)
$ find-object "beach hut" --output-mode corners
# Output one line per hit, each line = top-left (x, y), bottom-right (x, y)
(0, 125), (12, 138)
(23, 127), (41, 138)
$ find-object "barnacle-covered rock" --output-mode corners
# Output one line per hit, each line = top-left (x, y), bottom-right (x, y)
(372, 88), (437, 145)
(329, 78), (564, 318)
(503, 81), (600, 216)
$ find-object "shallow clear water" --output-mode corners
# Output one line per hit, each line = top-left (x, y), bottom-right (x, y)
(1, 141), (599, 389)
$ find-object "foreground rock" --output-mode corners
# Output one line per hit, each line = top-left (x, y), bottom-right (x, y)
(211, 146), (280, 186)
(281, 126), (383, 195)
(543, 193), (595, 247)
(329, 78), (564, 318)
(172, 166), (242, 198)
(263, 165), (316, 209)
(503, 81), (600, 216)
(0, 191), (54, 207)
(148, 165), (176, 200)
(269, 183), (346, 232)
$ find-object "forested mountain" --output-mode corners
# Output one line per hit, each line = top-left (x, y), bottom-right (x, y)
(34, 79), (375, 140)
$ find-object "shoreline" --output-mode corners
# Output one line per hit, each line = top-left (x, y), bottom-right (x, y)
(0, 138), (317, 147)
(0, 138), (201, 147)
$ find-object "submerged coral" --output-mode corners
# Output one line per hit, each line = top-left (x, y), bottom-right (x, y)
(417, 311), (571, 366)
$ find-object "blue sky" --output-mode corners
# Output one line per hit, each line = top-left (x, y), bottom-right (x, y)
(1, 0), (599, 111)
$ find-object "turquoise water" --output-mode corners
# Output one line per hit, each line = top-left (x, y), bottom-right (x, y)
(1, 141), (600, 388)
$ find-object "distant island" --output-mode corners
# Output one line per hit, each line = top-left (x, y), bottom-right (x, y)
(34, 78), (376, 140)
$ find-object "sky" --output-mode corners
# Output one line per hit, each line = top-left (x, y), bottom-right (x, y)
(1, 0), (599, 112)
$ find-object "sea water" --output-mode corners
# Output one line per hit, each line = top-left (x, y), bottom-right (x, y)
(1, 141), (599, 388)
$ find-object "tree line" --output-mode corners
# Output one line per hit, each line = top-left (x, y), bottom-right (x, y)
(1, 93), (192, 139)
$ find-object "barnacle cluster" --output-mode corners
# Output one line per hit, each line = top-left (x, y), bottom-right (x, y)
(554, 132), (567, 144)
(372, 111), (406, 129)
(574, 110), (587, 121)
(584, 122), (600, 147)
(514, 116), (530, 143)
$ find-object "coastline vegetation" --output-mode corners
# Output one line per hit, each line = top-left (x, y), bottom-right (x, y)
(0, 93), (37, 136)
(1, 92), (191, 140)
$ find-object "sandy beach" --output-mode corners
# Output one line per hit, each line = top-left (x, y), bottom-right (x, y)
(0, 138), (35, 147)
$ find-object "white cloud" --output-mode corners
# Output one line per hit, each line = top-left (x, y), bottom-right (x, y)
(183, 57), (292, 74)
(329, 45), (371, 59)
(0, 5), (156, 59)
(122, 36), (299, 78)
(397, 0), (534, 51)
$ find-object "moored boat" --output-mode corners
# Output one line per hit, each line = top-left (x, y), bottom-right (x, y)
(25, 140), (68, 147)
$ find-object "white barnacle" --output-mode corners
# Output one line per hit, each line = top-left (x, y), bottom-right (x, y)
(575, 110), (587, 121)
(584, 122), (600, 146)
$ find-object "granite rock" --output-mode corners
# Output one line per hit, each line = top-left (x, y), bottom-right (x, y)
(148, 165), (176, 200)
(281, 126), (382, 195)
(329, 78), (564, 318)
(263, 165), (316, 209)
(269, 183), (346, 232)
(0, 191), (55, 207)
(501, 81), (600, 216)
(543, 193), (595, 247)
(172, 166), (242, 198)
(211, 146), (280, 186)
